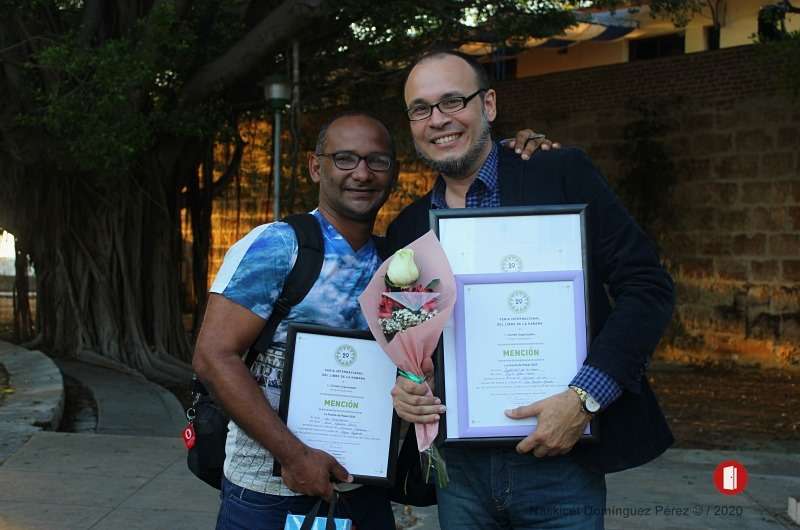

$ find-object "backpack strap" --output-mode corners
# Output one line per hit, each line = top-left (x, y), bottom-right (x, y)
(243, 213), (324, 367)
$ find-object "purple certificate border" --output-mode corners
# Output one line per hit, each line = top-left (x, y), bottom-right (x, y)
(454, 271), (588, 439)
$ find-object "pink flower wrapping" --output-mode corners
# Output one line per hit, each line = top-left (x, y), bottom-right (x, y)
(358, 231), (456, 452)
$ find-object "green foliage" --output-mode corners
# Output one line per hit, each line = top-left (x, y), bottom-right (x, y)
(647, 0), (707, 27)
(20, 0), (245, 174)
(33, 36), (157, 172)
(292, 0), (581, 110)
(7, 0), (705, 178)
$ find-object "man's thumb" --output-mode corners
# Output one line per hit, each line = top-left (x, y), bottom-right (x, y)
(330, 459), (352, 484)
(421, 357), (434, 377)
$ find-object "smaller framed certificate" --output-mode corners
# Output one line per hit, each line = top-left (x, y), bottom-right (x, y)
(451, 272), (593, 441)
(430, 205), (598, 446)
(273, 324), (400, 486)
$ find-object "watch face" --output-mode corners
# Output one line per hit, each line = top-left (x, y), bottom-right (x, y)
(585, 396), (601, 414)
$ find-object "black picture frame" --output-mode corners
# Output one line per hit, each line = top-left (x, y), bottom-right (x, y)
(429, 205), (599, 447)
(273, 323), (400, 487)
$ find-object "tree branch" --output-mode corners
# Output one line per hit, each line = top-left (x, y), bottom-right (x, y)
(175, 0), (195, 20)
(79, 0), (104, 45)
(212, 134), (245, 198)
(179, 0), (324, 106)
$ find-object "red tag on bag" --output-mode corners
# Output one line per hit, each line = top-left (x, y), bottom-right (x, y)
(183, 422), (196, 449)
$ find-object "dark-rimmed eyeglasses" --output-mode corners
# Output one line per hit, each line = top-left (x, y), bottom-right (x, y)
(316, 151), (393, 171)
(406, 89), (487, 121)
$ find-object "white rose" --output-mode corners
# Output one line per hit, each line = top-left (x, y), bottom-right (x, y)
(386, 249), (419, 287)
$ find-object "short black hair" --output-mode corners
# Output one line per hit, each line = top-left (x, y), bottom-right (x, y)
(315, 110), (396, 160)
(405, 49), (491, 93)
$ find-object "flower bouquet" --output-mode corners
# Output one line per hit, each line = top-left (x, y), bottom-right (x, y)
(359, 231), (455, 487)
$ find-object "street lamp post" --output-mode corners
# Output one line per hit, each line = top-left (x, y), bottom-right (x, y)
(264, 75), (291, 221)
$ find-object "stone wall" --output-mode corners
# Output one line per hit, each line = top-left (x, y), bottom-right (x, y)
(202, 44), (798, 368)
(494, 45), (800, 367)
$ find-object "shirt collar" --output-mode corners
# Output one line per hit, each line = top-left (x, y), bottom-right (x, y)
(311, 209), (375, 257)
(431, 142), (499, 209)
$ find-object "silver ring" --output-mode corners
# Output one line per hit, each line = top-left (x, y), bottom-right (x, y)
(523, 133), (546, 147)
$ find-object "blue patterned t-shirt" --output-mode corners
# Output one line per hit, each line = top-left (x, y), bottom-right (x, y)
(209, 209), (380, 495)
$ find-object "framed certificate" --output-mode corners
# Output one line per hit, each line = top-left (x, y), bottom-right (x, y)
(430, 205), (596, 446)
(273, 324), (400, 486)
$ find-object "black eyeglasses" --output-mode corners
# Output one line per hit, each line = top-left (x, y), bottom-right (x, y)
(406, 89), (487, 121)
(316, 151), (393, 171)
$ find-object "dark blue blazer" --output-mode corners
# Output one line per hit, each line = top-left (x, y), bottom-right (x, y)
(386, 147), (675, 473)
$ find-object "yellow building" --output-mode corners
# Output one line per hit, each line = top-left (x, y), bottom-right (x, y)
(464, 0), (799, 78)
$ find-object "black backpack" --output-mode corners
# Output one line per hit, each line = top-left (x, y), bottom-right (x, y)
(184, 215), (436, 505)
(186, 213), (325, 490)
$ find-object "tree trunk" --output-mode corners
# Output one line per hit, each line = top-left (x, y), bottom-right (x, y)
(12, 237), (33, 342)
(188, 145), (214, 336)
(27, 170), (192, 384)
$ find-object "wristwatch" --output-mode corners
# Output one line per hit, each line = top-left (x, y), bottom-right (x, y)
(568, 385), (601, 416)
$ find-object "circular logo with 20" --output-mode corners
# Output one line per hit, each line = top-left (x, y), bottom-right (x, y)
(335, 344), (358, 367)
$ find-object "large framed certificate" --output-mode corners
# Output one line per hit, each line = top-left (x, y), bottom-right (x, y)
(273, 324), (400, 486)
(430, 205), (596, 446)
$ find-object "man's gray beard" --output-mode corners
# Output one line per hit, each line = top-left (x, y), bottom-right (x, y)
(415, 120), (492, 179)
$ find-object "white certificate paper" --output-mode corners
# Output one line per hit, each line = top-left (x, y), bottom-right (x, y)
(283, 330), (397, 480)
(458, 279), (580, 436)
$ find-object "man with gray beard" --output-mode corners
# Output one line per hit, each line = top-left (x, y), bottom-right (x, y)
(411, 90), (492, 179)
(387, 50), (674, 530)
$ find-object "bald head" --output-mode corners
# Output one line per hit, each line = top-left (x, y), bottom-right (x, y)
(315, 111), (395, 160)
(404, 50), (490, 96)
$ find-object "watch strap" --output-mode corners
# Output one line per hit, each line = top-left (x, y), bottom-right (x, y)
(569, 385), (599, 415)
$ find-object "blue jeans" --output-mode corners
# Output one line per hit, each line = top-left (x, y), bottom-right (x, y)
(436, 447), (606, 530)
(215, 478), (396, 530)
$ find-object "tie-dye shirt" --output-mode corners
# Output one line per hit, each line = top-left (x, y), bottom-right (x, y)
(209, 209), (380, 495)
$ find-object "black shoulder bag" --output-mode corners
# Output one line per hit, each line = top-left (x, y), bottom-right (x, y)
(185, 213), (324, 489)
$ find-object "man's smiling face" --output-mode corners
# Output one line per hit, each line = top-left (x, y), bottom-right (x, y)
(404, 54), (497, 180)
(309, 114), (396, 222)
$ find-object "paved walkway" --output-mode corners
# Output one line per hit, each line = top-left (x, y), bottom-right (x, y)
(56, 360), (185, 437)
(1, 340), (798, 529)
(0, 341), (63, 464)
(0, 432), (218, 529)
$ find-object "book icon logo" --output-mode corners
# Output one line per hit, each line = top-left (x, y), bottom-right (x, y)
(713, 460), (748, 495)
(722, 465), (737, 491)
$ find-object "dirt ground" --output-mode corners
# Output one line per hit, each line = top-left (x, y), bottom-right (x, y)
(648, 362), (800, 452)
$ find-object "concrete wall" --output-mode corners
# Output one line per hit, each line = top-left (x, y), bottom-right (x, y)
(517, 40), (628, 78)
(494, 45), (800, 368)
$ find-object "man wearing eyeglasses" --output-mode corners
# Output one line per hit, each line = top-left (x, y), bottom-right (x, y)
(387, 50), (674, 529)
(194, 112), (401, 529)
(193, 110), (553, 529)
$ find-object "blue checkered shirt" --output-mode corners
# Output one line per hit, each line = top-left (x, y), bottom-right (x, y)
(431, 143), (622, 409)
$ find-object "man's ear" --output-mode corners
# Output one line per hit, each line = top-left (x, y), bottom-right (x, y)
(483, 89), (497, 123)
(308, 151), (321, 184)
